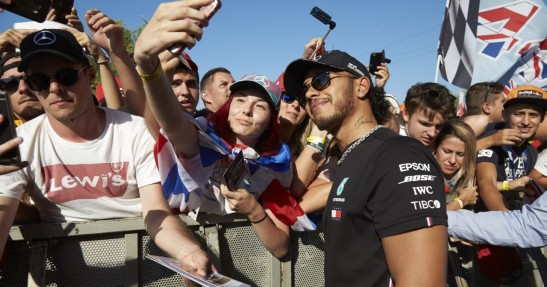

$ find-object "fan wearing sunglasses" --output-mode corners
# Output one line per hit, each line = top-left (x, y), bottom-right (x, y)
(0, 51), (44, 125)
(0, 27), (213, 273)
(284, 50), (448, 286)
(276, 71), (335, 213)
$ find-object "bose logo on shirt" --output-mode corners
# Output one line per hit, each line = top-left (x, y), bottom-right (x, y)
(398, 174), (436, 184)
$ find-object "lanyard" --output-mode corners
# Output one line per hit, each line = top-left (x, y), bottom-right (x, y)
(502, 145), (528, 180)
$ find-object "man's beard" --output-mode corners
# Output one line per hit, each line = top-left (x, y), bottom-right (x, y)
(312, 95), (354, 133)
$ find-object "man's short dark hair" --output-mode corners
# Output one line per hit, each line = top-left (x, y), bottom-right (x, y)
(465, 81), (504, 116)
(404, 82), (456, 118)
(174, 62), (199, 85)
(200, 67), (231, 91)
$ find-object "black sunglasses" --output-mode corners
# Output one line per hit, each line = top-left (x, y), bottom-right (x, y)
(0, 75), (25, 95)
(24, 66), (88, 92)
(301, 71), (359, 97)
(281, 93), (306, 108)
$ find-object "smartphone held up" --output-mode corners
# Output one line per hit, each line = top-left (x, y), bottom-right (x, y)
(368, 50), (391, 75)
(168, 0), (222, 57)
(0, 0), (74, 23)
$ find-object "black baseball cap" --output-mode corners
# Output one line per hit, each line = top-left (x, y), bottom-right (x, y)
(18, 29), (89, 72)
(283, 50), (372, 99)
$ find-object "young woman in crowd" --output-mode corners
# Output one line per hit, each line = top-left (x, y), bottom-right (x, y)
(432, 121), (479, 210)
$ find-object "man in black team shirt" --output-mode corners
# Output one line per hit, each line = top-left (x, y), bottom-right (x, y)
(284, 50), (447, 287)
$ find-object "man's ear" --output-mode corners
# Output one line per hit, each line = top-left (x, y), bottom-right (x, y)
(85, 66), (96, 84)
(481, 102), (491, 115)
(402, 110), (410, 123)
(357, 76), (371, 99)
(201, 90), (209, 101)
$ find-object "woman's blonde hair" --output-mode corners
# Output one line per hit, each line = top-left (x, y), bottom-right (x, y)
(432, 120), (477, 190)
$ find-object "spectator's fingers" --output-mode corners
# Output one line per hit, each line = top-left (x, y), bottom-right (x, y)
(46, 8), (56, 21)
(0, 137), (22, 155)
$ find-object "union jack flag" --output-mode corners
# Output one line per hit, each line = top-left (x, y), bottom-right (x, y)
(439, 0), (547, 92)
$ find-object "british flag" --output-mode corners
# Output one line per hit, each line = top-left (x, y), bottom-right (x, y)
(439, 0), (547, 92)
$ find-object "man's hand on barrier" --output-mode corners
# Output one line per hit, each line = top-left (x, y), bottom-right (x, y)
(179, 248), (217, 286)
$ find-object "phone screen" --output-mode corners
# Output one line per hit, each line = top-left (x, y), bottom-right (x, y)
(0, 93), (21, 165)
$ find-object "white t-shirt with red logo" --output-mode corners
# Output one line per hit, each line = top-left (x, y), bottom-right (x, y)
(0, 108), (160, 222)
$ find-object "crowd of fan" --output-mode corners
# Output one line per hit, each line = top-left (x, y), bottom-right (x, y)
(1, 1), (546, 286)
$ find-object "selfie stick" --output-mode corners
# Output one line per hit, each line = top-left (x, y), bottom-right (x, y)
(309, 6), (336, 59)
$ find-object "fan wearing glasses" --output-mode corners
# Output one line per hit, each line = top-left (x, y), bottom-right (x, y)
(0, 28), (212, 272)
(0, 52), (44, 125)
(284, 50), (447, 286)
(400, 82), (456, 147)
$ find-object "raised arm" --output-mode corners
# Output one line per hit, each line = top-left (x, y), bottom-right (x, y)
(133, 0), (212, 157)
(70, 29), (124, 109)
(85, 9), (144, 115)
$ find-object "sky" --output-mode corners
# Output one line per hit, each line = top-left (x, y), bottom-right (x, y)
(0, 0), (458, 108)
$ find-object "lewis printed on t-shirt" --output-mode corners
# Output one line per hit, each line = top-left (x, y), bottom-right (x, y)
(43, 162), (129, 203)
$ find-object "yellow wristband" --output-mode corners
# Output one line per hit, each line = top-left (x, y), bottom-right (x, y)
(138, 61), (162, 82)
(306, 136), (326, 144)
(502, 180), (509, 191)
(453, 197), (464, 209)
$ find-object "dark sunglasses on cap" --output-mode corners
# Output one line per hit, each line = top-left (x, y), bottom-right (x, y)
(301, 71), (359, 97)
(281, 93), (306, 108)
(24, 66), (88, 92)
(0, 75), (25, 95)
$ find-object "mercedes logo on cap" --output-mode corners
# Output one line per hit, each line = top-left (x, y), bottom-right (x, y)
(34, 31), (56, 46)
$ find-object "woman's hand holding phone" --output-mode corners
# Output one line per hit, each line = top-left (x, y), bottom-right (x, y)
(134, 0), (212, 73)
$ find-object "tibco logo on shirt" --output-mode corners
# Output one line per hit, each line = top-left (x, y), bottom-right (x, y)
(43, 162), (129, 203)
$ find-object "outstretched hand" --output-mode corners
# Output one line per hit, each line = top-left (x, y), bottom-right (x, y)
(133, 0), (212, 73)
(85, 9), (125, 55)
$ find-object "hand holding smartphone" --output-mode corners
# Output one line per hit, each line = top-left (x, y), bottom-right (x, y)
(368, 50), (386, 75)
(223, 151), (247, 191)
(168, 0), (221, 60)
(0, 0), (51, 22)
(50, 0), (73, 24)
(0, 92), (21, 166)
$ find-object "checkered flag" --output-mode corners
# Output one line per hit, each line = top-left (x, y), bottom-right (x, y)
(438, 0), (480, 89)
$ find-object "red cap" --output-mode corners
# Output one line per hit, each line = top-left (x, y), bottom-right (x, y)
(182, 52), (198, 73)
(275, 72), (285, 93)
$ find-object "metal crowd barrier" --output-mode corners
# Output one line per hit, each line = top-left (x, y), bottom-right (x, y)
(1, 214), (325, 287)
(2, 215), (545, 286)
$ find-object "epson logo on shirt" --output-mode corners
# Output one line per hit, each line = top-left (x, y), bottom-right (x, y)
(399, 163), (431, 172)
(411, 200), (441, 210)
(398, 174), (436, 184)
